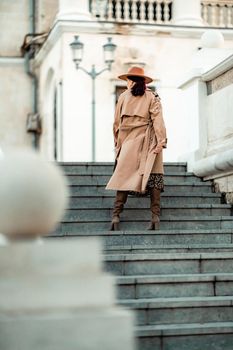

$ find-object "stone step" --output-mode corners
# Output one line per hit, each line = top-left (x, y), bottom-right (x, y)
(56, 216), (233, 233)
(68, 183), (214, 195)
(135, 322), (233, 350)
(104, 252), (233, 276)
(116, 273), (233, 299)
(103, 244), (233, 254)
(65, 205), (231, 218)
(50, 229), (233, 246)
(59, 162), (188, 174)
(119, 296), (233, 326)
(69, 193), (222, 206)
(66, 173), (209, 186)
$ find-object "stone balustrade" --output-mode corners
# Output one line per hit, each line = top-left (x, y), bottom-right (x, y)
(90, 0), (173, 24)
(90, 0), (233, 27)
(201, 0), (233, 27)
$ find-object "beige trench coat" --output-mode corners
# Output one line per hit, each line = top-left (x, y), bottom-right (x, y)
(106, 88), (167, 193)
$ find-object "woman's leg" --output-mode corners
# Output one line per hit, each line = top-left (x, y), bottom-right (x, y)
(148, 188), (161, 230)
(111, 191), (128, 231)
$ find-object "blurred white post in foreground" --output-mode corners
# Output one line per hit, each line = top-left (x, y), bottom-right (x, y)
(0, 149), (135, 350)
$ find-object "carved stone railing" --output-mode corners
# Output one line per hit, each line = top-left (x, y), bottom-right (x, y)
(90, 0), (233, 27)
(90, 0), (173, 24)
(201, 0), (233, 27)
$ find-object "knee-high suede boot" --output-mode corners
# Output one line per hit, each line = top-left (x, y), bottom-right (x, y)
(148, 188), (161, 230)
(110, 191), (128, 231)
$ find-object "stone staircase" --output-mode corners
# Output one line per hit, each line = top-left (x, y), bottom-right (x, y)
(52, 162), (233, 350)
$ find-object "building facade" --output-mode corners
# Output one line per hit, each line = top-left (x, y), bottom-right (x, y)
(1, 0), (233, 197)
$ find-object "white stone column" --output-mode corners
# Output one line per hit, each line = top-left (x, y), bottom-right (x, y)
(172, 0), (204, 26)
(57, 0), (92, 21)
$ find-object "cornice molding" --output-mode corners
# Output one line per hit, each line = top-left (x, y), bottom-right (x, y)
(34, 19), (233, 67)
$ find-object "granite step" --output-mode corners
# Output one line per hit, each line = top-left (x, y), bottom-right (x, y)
(119, 296), (233, 325)
(68, 183), (215, 195)
(65, 205), (231, 218)
(115, 273), (233, 299)
(135, 322), (233, 350)
(57, 162), (233, 349)
(56, 216), (233, 233)
(104, 252), (233, 276)
(66, 173), (210, 186)
(49, 229), (233, 246)
(103, 243), (233, 254)
(59, 162), (188, 174)
(69, 193), (223, 207)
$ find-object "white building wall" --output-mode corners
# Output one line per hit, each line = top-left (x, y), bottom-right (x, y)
(0, 0), (29, 56)
(206, 84), (233, 156)
(1, 0), (233, 163)
(0, 59), (32, 151)
(39, 38), (62, 160)
(53, 31), (211, 162)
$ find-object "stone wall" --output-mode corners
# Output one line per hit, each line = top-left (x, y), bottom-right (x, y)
(0, 0), (29, 56)
(0, 59), (32, 150)
(190, 54), (233, 203)
(0, 0), (58, 152)
(36, 0), (58, 33)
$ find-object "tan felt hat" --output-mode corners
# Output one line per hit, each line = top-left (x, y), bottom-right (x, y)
(118, 66), (153, 84)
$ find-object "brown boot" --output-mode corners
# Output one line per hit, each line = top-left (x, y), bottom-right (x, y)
(148, 188), (161, 230)
(111, 191), (128, 231)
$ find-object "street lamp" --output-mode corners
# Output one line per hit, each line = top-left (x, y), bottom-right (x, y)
(70, 36), (117, 162)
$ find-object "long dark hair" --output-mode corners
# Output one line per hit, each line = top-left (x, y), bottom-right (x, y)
(128, 76), (146, 96)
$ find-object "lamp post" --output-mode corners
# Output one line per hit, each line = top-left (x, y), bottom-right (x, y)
(70, 36), (117, 162)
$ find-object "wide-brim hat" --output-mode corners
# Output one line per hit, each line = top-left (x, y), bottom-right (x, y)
(118, 66), (153, 84)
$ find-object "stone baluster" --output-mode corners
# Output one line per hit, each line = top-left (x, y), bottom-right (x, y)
(99, 0), (107, 20)
(124, 0), (130, 22)
(210, 3), (218, 26)
(202, 2), (209, 24)
(226, 4), (233, 27)
(90, 0), (96, 17)
(115, 0), (122, 21)
(131, 0), (138, 22)
(139, 0), (145, 22)
(164, 0), (171, 23)
(156, 0), (163, 23)
(148, 0), (155, 23)
(219, 3), (225, 27)
(107, 0), (113, 20)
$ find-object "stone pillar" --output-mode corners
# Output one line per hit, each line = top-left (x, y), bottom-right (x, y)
(172, 0), (204, 26)
(56, 0), (92, 21)
(0, 239), (135, 350)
